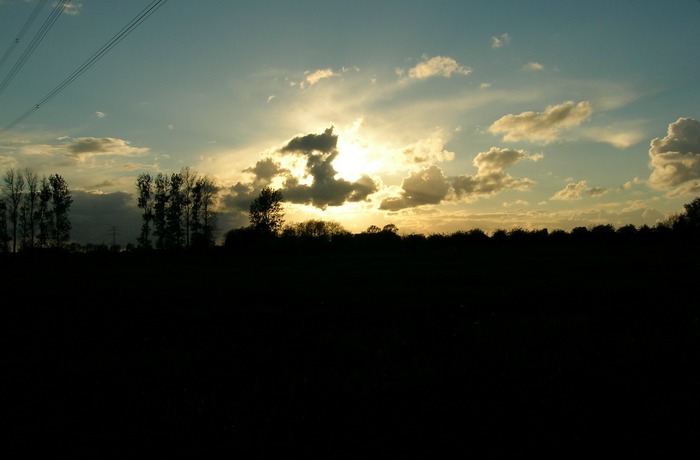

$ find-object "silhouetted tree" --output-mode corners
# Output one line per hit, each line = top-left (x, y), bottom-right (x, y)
(249, 187), (285, 237)
(674, 196), (700, 239)
(223, 226), (257, 251)
(166, 172), (184, 249)
(136, 172), (154, 249)
(190, 174), (218, 248)
(281, 219), (350, 250)
(589, 224), (616, 244)
(20, 168), (39, 250)
(491, 228), (508, 245)
(616, 224), (638, 242)
(382, 223), (399, 234)
(180, 166), (195, 248)
(682, 196), (700, 226)
(153, 173), (168, 249)
(358, 222), (400, 250)
(137, 168), (220, 250)
(48, 174), (72, 249)
(36, 176), (52, 248)
(2, 168), (24, 252)
(0, 200), (8, 253)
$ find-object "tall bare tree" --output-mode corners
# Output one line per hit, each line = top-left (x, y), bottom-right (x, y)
(0, 200), (8, 253)
(49, 174), (72, 248)
(191, 174), (219, 248)
(153, 173), (168, 250)
(2, 168), (25, 252)
(36, 176), (52, 248)
(180, 166), (196, 248)
(136, 172), (154, 249)
(166, 171), (184, 249)
(20, 168), (39, 250)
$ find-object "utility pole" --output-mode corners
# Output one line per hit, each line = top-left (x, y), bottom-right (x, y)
(110, 225), (120, 247)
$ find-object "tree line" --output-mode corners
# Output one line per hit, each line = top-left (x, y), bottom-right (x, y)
(224, 186), (700, 252)
(2, 165), (700, 254)
(1, 168), (72, 253)
(135, 167), (219, 250)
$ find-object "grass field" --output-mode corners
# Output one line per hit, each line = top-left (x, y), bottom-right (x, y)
(3, 243), (699, 455)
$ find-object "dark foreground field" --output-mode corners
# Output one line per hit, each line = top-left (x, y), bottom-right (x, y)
(3, 243), (700, 455)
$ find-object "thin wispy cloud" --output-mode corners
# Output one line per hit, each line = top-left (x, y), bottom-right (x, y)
(492, 33), (511, 48)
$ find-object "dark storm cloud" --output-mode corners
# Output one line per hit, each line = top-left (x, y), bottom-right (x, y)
(70, 190), (141, 245)
(221, 182), (257, 212)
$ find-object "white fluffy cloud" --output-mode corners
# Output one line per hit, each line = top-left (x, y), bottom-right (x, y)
(647, 117), (700, 194)
(407, 55), (471, 80)
(380, 147), (539, 210)
(488, 101), (593, 143)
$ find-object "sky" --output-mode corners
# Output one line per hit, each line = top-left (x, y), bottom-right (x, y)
(1, 0), (699, 246)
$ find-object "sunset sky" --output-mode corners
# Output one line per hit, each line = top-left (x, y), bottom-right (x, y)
(1, 0), (699, 246)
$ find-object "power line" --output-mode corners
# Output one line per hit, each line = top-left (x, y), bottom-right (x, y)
(0, 0), (69, 97)
(1, 0), (168, 132)
(0, 0), (50, 72)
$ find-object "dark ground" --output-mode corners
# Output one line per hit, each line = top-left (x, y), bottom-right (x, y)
(3, 243), (699, 455)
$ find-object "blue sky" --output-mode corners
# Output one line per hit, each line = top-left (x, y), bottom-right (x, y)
(1, 0), (699, 245)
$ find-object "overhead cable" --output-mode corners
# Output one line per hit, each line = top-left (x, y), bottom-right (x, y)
(2, 0), (168, 132)
(0, 0), (70, 97)
(0, 0), (50, 71)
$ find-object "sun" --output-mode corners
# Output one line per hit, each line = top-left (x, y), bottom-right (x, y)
(333, 131), (384, 182)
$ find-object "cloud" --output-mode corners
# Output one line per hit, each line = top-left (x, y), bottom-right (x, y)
(491, 33), (511, 48)
(63, 2), (82, 15)
(70, 190), (141, 245)
(450, 147), (537, 199)
(242, 157), (291, 190)
(401, 129), (455, 164)
(94, 111), (106, 119)
(407, 55), (471, 80)
(550, 180), (609, 200)
(523, 61), (544, 71)
(224, 127), (380, 212)
(381, 147), (539, 210)
(584, 123), (647, 149)
(281, 127), (338, 154)
(65, 137), (150, 161)
(292, 68), (340, 88)
(380, 165), (451, 210)
(647, 117), (700, 194)
(488, 100), (593, 143)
